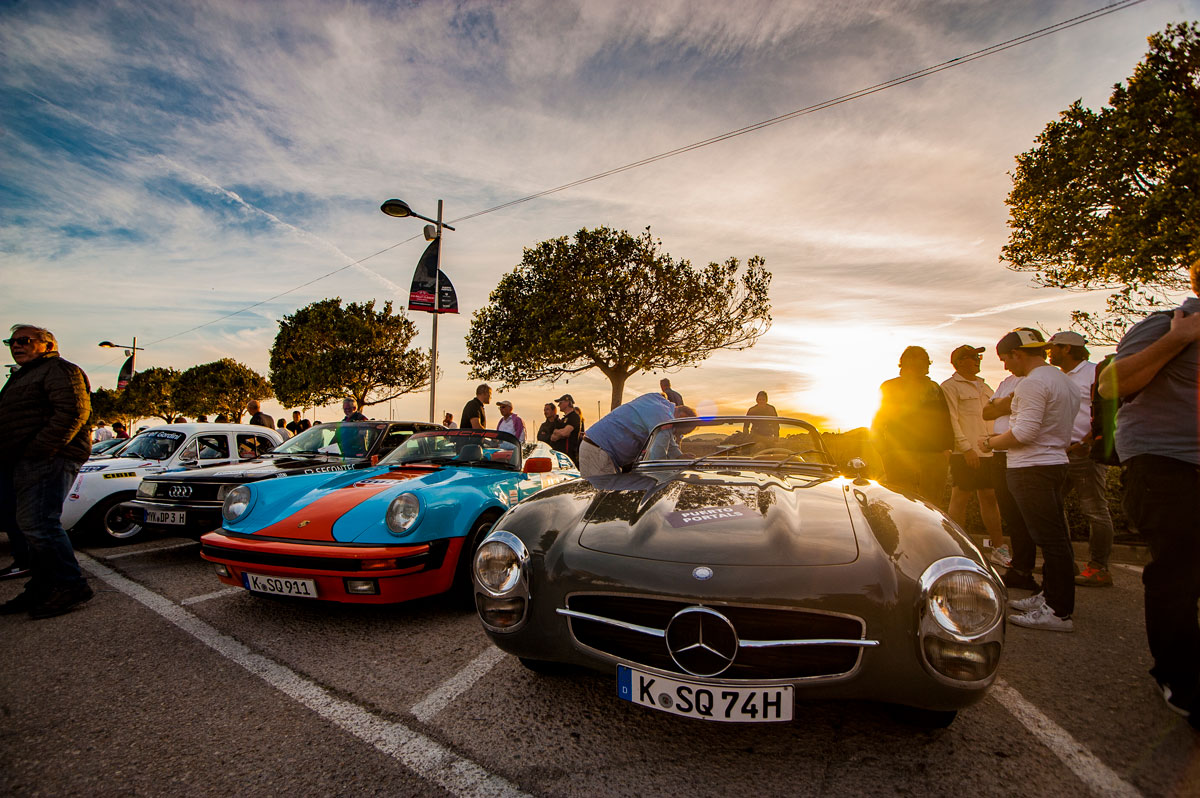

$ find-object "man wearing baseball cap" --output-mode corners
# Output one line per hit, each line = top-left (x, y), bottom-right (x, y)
(495, 399), (525, 445)
(978, 328), (1079, 632)
(1048, 330), (1115, 587)
(940, 345), (1006, 567)
(550, 394), (584, 465)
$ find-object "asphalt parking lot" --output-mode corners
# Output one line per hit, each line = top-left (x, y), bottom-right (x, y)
(1, 535), (1197, 798)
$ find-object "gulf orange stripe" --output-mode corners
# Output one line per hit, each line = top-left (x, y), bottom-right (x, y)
(252, 468), (434, 542)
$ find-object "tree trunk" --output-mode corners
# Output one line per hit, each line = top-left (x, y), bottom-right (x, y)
(608, 372), (629, 411)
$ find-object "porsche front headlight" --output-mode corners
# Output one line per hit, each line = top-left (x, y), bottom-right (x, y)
(385, 493), (420, 535)
(221, 485), (253, 523)
(926, 569), (1002, 636)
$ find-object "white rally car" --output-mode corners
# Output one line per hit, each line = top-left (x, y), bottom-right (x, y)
(64, 423), (283, 544)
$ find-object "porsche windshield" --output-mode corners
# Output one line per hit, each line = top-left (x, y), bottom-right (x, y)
(380, 429), (522, 469)
(117, 430), (186, 461)
(639, 417), (831, 468)
(272, 422), (383, 459)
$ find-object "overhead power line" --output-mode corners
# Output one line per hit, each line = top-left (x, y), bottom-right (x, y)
(147, 0), (1145, 347)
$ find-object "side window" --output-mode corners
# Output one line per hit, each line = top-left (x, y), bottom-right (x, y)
(237, 434), (270, 459)
(379, 429), (412, 455)
(198, 435), (230, 460)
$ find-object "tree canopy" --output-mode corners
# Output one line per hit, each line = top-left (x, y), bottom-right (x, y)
(269, 298), (430, 409)
(120, 366), (182, 423)
(175, 358), (272, 421)
(465, 226), (771, 409)
(88, 387), (132, 427)
(1001, 22), (1200, 341)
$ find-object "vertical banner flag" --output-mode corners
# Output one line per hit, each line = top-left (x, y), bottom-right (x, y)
(408, 239), (459, 314)
(117, 356), (135, 389)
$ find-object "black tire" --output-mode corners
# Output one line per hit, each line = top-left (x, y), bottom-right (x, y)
(89, 494), (145, 545)
(451, 514), (499, 603)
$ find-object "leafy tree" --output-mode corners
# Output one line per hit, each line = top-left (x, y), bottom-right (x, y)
(120, 367), (182, 423)
(465, 226), (771, 409)
(89, 387), (132, 427)
(175, 359), (272, 421)
(269, 298), (430, 409)
(1001, 22), (1200, 342)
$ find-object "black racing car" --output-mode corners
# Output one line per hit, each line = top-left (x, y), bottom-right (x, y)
(123, 421), (442, 538)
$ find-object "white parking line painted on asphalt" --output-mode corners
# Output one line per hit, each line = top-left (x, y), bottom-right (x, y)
(990, 679), (1142, 798)
(412, 647), (507, 723)
(99, 541), (199, 560)
(1112, 563), (1144, 574)
(78, 553), (530, 798)
(180, 586), (244, 606)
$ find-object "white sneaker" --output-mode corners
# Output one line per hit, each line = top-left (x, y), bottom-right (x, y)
(989, 544), (1012, 568)
(1007, 592), (1047, 612)
(1009, 605), (1074, 632)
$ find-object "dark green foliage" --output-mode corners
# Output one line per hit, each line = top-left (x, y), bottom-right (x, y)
(120, 367), (182, 423)
(269, 298), (429, 409)
(175, 358), (272, 421)
(465, 226), (771, 409)
(1002, 22), (1200, 342)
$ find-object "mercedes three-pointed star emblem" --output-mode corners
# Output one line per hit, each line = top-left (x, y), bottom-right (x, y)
(665, 606), (739, 677)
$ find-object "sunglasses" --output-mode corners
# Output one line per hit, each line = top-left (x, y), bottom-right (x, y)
(3, 336), (42, 347)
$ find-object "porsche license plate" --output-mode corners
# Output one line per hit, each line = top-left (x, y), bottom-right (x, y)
(617, 665), (793, 722)
(243, 572), (318, 598)
(145, 509), (186, 525)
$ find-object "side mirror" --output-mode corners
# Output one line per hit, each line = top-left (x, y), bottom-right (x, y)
(524, 456), (553, 473)
(370, 455), (380, 466)
(178, 450), (197, 463)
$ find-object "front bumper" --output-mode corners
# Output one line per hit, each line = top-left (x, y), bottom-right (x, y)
(200, 531), (460, 604)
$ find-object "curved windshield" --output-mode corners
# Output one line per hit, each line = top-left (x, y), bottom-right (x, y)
(639, 417), (831, 468)
(380, 429), (521, 469)
(91, 438), (126, 455)
(272, 422), (384, 459)
(116, 430), (186, 461)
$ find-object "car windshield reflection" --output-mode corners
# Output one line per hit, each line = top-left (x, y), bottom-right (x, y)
(380, 430), (522, 470)
(639, 417), (832, 468)
(116, 430), (186, 461)
(272, 422), (383, 459)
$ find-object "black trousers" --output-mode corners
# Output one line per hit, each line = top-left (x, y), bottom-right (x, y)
(1124, 454), (1200, 692)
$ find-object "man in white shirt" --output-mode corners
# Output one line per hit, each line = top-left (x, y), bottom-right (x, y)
(495, 400), (525, 445)
(983, 354), (1038, 591)
(940, 345), (1005, 566)
(1048, 331), (1115, 587)
(979, 328), (1079, 632)
(92, 421), (114, 443)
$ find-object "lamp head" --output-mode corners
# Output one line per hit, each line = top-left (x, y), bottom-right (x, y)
(98, 341), (115, 348)
(380, 199), (413, 218)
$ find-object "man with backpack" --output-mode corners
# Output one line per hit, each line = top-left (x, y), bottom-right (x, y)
(1048, 331), (1115, 587)
(1099, 258), (1200, 726)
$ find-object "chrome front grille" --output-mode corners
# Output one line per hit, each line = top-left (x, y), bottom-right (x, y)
(562, 593), (873, 680)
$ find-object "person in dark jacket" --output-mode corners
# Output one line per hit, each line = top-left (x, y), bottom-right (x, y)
(871, 345), (954, 502)
(0, 324), (94, 618)
(246, 399), (274, 430)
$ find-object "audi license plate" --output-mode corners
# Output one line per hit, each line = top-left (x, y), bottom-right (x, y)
(145, 509), (186, 525)
(617, 665), (793, 722)
(243, 572), (318, 598)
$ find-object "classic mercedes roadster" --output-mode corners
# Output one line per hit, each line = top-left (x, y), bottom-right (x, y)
(473, 416), (1005, 726)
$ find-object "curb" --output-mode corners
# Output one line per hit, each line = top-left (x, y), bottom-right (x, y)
(969, 536), (1149, 567)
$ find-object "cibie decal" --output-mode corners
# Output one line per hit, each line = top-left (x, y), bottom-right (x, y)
(102, 471), (138, 480)
(665, 504), (757, 528)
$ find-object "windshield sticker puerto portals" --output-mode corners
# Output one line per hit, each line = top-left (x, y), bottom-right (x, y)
(666, 505), (757, 527)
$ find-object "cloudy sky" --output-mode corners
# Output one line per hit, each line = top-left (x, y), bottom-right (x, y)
(2, 0), (1195, 430)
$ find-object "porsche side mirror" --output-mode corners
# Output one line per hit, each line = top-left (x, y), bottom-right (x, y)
(524, 457), (553, 473)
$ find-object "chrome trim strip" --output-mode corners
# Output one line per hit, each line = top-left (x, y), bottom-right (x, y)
(558, 608), (879, 648)
(557, 608), (665, 638)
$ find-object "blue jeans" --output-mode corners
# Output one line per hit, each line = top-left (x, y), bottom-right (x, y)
(0, 456), (85, 588)
(1007, 464), (1074, 617)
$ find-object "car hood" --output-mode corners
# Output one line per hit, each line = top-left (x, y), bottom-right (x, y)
(150, 455), (364, 483)
(578, 468), (859, 566)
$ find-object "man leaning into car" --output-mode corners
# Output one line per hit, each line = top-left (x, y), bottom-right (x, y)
(0, 324), (95, 619)
(579, 392), (696, 476)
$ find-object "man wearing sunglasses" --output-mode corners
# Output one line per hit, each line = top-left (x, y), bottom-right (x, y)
(0, 324), (94, 619)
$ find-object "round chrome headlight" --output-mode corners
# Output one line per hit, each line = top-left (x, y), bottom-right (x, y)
(927, 569), (1002, 636)
(221, 486), (252, 523)
(474, 539), (521, 593)
(385, 493), (420, 535)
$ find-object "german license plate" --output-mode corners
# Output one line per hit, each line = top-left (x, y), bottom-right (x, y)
(146, 509), (186, 525)
(617, 665), (793, 722)
(243, 572), (318, 598)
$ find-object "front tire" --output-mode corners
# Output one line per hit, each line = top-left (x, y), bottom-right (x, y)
(451, 515), (498, 603)
(90, 495), (144, 545)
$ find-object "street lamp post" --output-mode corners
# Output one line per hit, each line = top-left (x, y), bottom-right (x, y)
(98, 337), (145, 388)
(380, 199), (456, 424)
